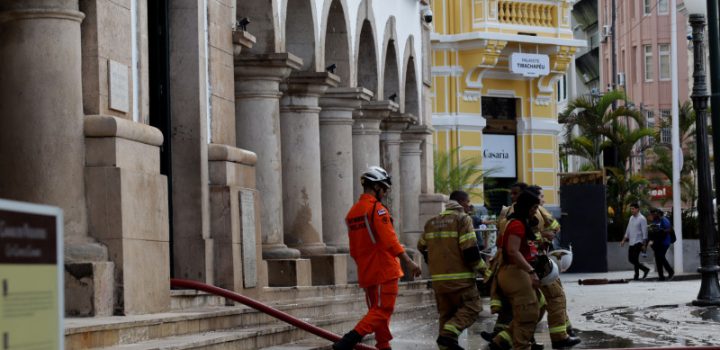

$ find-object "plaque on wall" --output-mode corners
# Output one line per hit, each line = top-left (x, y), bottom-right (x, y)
(108, 60), (130, 113)
(239, 190), (257, 288)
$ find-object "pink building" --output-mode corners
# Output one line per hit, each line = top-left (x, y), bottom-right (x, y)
(599, 0), (690, 151)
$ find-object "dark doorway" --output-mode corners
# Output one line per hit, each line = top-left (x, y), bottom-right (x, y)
(148, 0), (174, 276)
(482, 96), (519, 134)
(559, 183), (608, 272)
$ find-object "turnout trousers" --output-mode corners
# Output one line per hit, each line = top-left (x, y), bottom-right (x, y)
(435, 285), (483, 341)
(492, 264), (541, 350)
(539, 279), (569, 342)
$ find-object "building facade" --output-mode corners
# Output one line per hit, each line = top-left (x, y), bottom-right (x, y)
(0, 0), (437, 317)
(598, 0), (690, 173)
(430, 0), (585, 210)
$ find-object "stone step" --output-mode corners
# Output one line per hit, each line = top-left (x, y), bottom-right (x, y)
(171, 290), (229, 311)
(92, 304), (433, 350)
(66, 288), (435, 349)
(257, 280), (429, 303)
(169, 280), (430, 311)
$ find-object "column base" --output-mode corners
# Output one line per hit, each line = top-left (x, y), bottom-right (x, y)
(65, 261), (114, 316)
(292, 242), (336, 257)
(262, 244), (301, 259)
(266, 259), (312, 287)
(328, 244), (350, 254)
(309, 254), (348, 286)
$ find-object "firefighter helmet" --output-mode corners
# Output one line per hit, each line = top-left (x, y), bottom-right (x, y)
(548, 249), (573, 272)
(540, 259), (560, 286)
(360, 166), (392, 188)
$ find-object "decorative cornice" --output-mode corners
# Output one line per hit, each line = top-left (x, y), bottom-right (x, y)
(516, 117), (562, 135)
(0, 8), (84, 23)
(432, 114), (487, 131)
(84, 115), (163, 146)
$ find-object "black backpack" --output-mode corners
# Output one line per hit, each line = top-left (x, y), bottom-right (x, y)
(669, 227), (677, 244)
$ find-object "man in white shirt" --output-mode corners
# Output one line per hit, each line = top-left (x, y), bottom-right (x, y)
(620, 203), (650, 280)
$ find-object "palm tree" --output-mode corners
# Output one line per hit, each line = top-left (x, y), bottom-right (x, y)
(559, 90), (646, 169)
(433, 147), (497, 198)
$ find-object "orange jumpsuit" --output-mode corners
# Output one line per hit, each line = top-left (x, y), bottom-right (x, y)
(345, 194), (405, 349)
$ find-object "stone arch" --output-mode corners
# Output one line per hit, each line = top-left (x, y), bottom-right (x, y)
(320, 0), (352, 85)
(402, 36), (420, 117)
(236, 0), (281, 54)
(355, 0), (378, 95)
(283, 0), (317, 71)
(381, 16), (400, 102)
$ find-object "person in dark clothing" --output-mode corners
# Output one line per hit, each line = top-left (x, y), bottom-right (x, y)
(648, 208), (675, 281)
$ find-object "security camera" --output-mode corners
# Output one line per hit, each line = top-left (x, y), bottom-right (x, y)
(423, 8), (433, 23)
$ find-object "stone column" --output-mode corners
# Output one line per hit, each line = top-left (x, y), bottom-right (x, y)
(318, 87), (373, 252)
(401, 124), (432, 249)
(352, 100), (397, 199)
(0, 1), (106, 257)
(380, 108), (410, 234)
(235, 53), (302, 259)
(279, 72), (340, 256)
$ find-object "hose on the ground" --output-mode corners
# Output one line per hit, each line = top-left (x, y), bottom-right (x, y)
(171, 278), (377, 350)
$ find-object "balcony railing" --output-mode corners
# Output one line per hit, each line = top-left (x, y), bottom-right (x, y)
(497, 1), (557, 27)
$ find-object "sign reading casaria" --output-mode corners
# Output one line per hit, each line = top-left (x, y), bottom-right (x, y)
(483, 134), (517, 178)
(510, 53), (550, 77)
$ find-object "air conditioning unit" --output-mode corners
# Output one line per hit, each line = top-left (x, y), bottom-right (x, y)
(617, 72), (626, 86)
(602, 25), (612, 38)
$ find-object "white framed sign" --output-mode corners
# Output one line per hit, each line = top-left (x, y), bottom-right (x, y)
(483, 134), (517, 178)
(510, 53), (550, 77)
(0, 199), (64, 350)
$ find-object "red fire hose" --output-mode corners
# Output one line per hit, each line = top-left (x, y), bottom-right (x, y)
(170, 278), (377, 350)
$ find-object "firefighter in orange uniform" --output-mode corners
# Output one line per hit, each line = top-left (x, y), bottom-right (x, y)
(333, 166), (422, 350)
(418, 190), (485, 350)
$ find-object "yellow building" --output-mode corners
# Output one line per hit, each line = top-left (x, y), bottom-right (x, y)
(431, 0), (585, 208)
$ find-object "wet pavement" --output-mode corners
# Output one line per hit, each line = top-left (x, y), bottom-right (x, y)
(385, 271), (720, 349)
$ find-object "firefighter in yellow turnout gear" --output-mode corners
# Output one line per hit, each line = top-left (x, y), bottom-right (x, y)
(483, 184), (580, 349)
(418, 191), (485, 350)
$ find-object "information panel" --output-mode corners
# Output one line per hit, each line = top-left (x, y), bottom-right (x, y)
(0, 199), (63, 350)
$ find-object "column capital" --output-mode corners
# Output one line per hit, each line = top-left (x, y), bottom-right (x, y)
(319, 87), (373, 110)
(403, 124), (435, 139)
(282, 71), (340, 97)
(232, 30), (256, 57)
(382, 111), (415, 132)
(235, 52), (303, 80)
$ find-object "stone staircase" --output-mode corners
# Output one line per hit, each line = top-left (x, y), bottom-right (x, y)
(64, 281), (436, 349)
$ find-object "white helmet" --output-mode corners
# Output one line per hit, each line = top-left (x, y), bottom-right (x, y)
(548, 249), (573, 272)
(540, 259), (560, 286)
(360, 166), (392, 188)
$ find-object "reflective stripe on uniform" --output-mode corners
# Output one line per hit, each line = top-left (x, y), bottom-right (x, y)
(474, 259), (487, 271)
(363, 214), (376, 244)
(424, 231), (458, 239)
(458, 232), (476, 243)
(549, 220), (560, 230)
(538, 290), (547, 308)
(495, 322), (509, 330)
(431, 272), (475, 281)
(549, 324), (567, 334)
(443, 323), (461, 336)
(490, 299), (503, 308)
(440, 210), (454, 215)
(498, 330), (512, 344)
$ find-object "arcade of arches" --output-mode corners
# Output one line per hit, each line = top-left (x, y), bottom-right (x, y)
(0, 0), (440, 316)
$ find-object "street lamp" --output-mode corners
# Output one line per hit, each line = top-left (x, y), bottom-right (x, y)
(684, 0), (720, 306)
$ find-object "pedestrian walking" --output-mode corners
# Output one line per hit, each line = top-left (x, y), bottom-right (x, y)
(620, 203), (650, 280)
(333, 166), (422, 350)
(648, 208), (675, 281)
(487, 190), (543, 350)
(418, 190), (485, 350)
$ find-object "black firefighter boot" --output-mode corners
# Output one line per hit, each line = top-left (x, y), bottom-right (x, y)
(333, 330), (363, 350)
(437, 335), (465, 350)
(551, 336), (582, 349)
